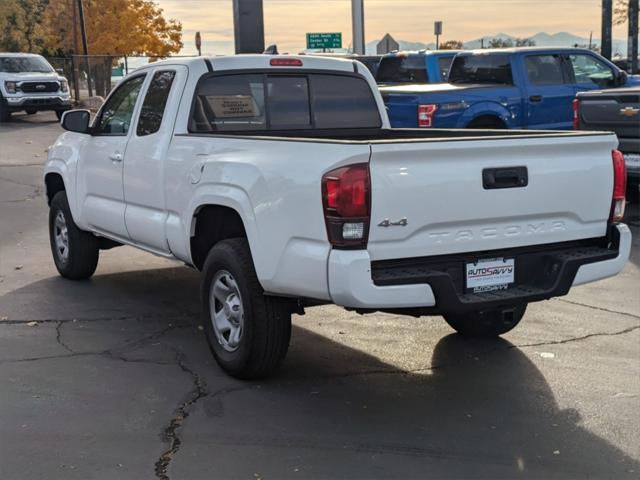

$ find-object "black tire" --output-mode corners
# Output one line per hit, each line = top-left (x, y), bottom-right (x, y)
(0, 101), (11, 122)
(467, 116), (506, 129)
(49, 191), (99, 280)
(55, 110), (64, 121)
(26, 109), (37, 115)
(200, 238), (291, 379)
(444, 304), (527, 337)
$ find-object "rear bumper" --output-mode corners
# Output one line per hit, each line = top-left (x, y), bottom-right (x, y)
(327, 224), (631, 313)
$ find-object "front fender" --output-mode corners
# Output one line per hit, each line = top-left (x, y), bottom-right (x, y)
(456, 101), (513, 128)
(44, 133), (83, 223)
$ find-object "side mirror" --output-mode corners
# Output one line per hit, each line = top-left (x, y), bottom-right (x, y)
(617, 70), (628, 87)
(61, 110), (91, 133)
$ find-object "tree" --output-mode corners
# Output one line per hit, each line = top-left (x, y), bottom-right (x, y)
(18, 0), (48, 51)
(614, 0), (629, 25)
(488, 38), (514, 48)
(0, 0), (27, 51)
(42, 0), (183, 56)
(40, 0), (182, 97)
(515, 37), (536, 47)
(439, 40), (463, 50)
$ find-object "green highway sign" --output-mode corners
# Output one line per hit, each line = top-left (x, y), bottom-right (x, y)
(306, 32), (342, 50)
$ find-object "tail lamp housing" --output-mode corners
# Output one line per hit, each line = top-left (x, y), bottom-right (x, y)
(418, 104), (437, 128)
(572, 98), (580, 130)
(322, 164), (371, 248)
(610, 149), (627, 222)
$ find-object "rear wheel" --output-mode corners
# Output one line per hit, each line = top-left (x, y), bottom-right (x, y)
(49, 191), (99, 279)
(201, 238), (292, 379)
(26, 109), (37, 115)
(467, 116), (506, 129)
(444, 304), (527, 337)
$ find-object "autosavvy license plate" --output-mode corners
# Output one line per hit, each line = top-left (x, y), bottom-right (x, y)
(466, 257), (515, 293)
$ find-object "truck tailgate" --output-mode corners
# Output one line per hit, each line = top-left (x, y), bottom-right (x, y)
(367, 133), (617, 261)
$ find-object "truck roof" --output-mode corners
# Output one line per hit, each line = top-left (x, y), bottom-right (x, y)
(0, 52), (44, 57)
(382, 50), (460, 57)
(459, 47), (597, 55)
(135, 54), (360, 74)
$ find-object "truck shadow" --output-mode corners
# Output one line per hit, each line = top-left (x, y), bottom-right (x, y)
(1, 267), (638, 478)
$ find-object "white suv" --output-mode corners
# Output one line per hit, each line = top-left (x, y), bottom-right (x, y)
(0, 53), (72, 121)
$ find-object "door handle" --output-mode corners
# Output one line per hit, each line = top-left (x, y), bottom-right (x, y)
(109, 152), (123, 163)
(483, 167), (528, 189)
(529, 95), (543, 103)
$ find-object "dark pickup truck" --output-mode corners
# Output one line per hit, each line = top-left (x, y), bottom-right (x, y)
(575, 87), (640, 197)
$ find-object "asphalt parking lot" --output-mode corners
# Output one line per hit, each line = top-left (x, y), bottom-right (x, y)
(1, 112), (639, 480)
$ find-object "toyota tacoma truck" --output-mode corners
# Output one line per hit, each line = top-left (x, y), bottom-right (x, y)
(0, 53), (72, 121)
(382, 47), (640, 129)
(44, 55), (631, 378)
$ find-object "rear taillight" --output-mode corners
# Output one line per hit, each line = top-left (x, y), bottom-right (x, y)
(418, 104), (437, 128)
(322, 164), (371, 248)
(572, 98), (580, 130)
(610, 149), (627, 222)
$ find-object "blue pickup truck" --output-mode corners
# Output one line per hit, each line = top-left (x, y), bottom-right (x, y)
(375, 50), (459, 85)
(381, 47), (640, 129)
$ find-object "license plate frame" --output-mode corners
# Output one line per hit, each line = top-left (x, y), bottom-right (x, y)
(465, 257), (515, 293)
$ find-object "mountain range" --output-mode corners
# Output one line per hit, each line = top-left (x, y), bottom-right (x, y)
(365, 31), (631, 56)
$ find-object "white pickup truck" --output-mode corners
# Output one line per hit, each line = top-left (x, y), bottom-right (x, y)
(0, 53), (72, 121)
(44, 55), (631, 378)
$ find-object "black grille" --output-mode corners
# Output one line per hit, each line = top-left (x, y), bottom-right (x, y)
(20, 81), (60, 93)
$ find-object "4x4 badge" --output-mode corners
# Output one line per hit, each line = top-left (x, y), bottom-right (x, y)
(378, 217), (408, 227)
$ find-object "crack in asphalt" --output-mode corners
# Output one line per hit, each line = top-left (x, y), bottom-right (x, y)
(555, 298), (640, 320)
(0, 175), (40, 189)
(1, 312), (197, 325)
(55, 321), (73, 353)
(517, 324), (640, 349)
(154, 346), (209, 480)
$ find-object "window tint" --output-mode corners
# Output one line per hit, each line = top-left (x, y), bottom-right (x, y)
(438, 56), (454, 81)
(267, 76), (311, 128)
(190, 73), (381, 132)
(311, 74), (381, 128)
(449, 54), (513, 85)
(525, 55), (565, 85)
(376, 55), (428, 83)
(137, 70), (176, 136)
(191, 74), (266, 132)
(94, 75), (145, 135)
(569, 54), (614, 86)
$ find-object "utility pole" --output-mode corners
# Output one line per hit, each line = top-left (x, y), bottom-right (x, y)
(232, 0), (265, 54)
(351, 0), (365, 55)
(601, 0), (613, 59)
(629, 0), (639, 73)
(76, 0), (92, 97)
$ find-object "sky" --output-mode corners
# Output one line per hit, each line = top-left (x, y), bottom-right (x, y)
(156, 0), (633, 55)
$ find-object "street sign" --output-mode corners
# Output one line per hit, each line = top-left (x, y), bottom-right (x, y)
(434, 21), (443, 36)
(377, 33), (399, 54)
(306, 32), (342, 50)
(195, 31), (202, 56)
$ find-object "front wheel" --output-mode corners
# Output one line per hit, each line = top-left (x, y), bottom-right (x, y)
(444, 304), (527, 337)
(49, 191), (99, 279)
(55, 110), (64, 121)
(201, 238), (292, 379)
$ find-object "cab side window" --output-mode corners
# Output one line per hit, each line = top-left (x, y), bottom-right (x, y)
(525, 55), (565, 85)
(569, 54), (614, 87)
(94, 75), (146, 135)
(137, 70), (176, 136)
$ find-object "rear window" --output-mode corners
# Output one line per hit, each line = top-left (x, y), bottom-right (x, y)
(376, 55), (428, 84)
(190, 73), (381, 132)
(448, 54), (513, 85)
(524, 55), (565, 85)
(438, 56), (454, 81)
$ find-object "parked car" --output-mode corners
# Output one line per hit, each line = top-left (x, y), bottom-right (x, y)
(575, 87), (640, 198)
(44, 55), (631, 378)
(0, 53), (72, 121)
(382, 47), (640, 129)
(375, 50), (459, 85)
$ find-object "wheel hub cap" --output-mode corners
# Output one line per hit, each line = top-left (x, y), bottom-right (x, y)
(54, 211), (69, 263)
(209, 271), (244, 352)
